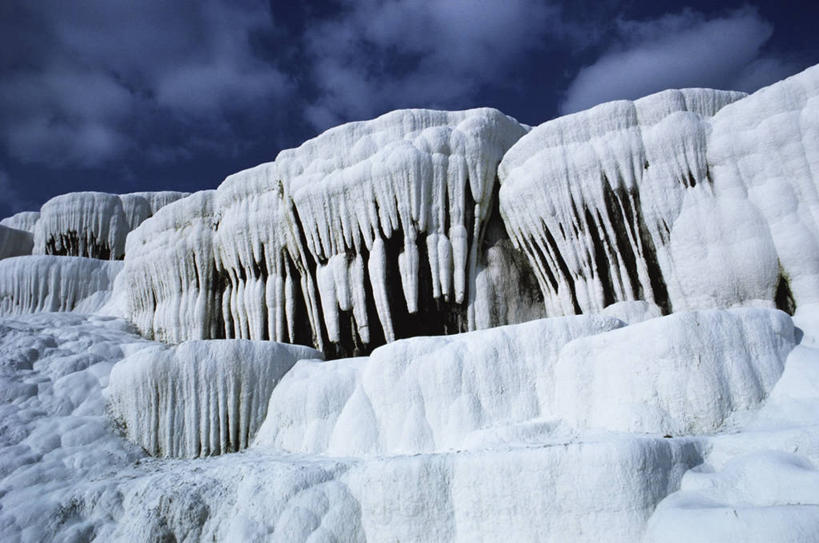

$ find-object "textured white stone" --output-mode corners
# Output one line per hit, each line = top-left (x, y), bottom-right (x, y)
(120, 108), (528, 351)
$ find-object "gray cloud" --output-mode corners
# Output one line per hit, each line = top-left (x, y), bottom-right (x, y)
(0, 0), (292, 167)
(560, 8), (797, 114)
(302, 0), (576, 130)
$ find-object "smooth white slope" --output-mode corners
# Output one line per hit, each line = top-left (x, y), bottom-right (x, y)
(256, 314), (624, 456)
(644, 304), (819, 542)
(554, 308), (796, 434)
(0, 308), (811, 542)
(707, 65), (819, 307)
(0, 313), (704, 543)
(120, 108), (529, 351)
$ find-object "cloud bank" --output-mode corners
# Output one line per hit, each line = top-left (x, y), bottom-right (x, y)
(0, 0), (291, 166)
(560, 8), (797, 114)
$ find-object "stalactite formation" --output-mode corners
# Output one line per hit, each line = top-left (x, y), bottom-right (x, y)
(498, 89), (750, 316)
(120, 108), (536, 356)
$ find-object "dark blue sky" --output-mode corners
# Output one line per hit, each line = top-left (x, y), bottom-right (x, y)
(1, 0), (817, 218)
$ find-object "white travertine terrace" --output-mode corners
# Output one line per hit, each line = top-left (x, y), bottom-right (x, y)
(0, 65), (819, 543)
(107, 339), (321, 457)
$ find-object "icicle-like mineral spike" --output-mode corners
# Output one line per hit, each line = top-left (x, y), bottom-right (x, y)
(350, 253), (370, 344)
(450, 224), (468, 304)
(398, 234), (420, 313)
(284, 270), (297, 343)
(331, 253), (352, 311)
(426, 232), (441, 299)
(368, 237), (394, 342)
(438, 233), (453, 300)
(317, 261), (340, 343)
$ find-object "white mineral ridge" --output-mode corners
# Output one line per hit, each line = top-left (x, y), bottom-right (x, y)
(33, 190), (188, 259)
(122, 190), (219, 342)
(342, 437), (702, 543)
(107, 339), (321, 457)
(0, 225), (33, 260)
(0, 255), (122, 315)
(119, 190), (190, 231)
(0, 211), (39, 233)
(256, 313), (624, 456)
(554, 308), (796, 435)
(121, 108), (528, 349)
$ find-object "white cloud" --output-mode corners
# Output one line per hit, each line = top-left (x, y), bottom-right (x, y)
(560, 8), (797, 114)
